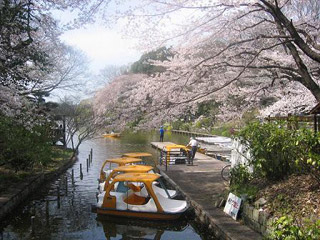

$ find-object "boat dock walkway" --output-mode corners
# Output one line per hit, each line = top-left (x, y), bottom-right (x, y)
(151, 141), (261, 240)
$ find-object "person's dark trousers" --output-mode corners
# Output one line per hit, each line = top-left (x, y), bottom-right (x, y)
(160, 134), (164, 142)
(191, 146), (197, 163)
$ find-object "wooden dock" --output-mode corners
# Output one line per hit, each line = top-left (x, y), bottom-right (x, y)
(151, 141), (261, 240)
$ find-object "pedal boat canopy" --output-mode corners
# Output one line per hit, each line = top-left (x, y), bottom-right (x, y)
(122, 152), (152, 158)
(99, 165), (154, 192)
(122, 152), (156, 166)
(96, 173), (188, 220)
(99, 157), (143, 182)
(98, 165), (177, 198)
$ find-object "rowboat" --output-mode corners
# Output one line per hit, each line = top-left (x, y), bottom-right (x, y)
(99, 157), (144, 183)
(98, 165), (177, 198)
(96, 173), (188, 220)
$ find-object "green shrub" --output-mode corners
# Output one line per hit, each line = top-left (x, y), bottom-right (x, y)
(231, 164), (253, 185)
(180, 122), (191, 131)
(211, 122), (235, 137)
(195, 117), (213, 130)
(293, 128), (320, 183)
(237, 121), (320, 182)
(268, 216), (320, 240)
(0, 115), (52, 171)
(229, 165), (258, 201)
(241, 109), (259, 124)
(171, 120), (184, 130)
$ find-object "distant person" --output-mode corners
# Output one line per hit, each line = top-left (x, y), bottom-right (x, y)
(159, 126), (165, 142)
(187, 137), (198, 164)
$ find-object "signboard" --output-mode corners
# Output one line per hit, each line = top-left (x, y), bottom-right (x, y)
(224, 192), (242, 220)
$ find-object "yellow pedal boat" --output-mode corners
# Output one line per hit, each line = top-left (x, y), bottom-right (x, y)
(96, 173), (188, 220)
(99, 157), (144, 183)
(103, 133), (121, 138)
(122, 152), (155, 165)
(98, 165), (177, 198)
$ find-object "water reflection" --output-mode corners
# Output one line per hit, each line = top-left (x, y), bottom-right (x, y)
(1, 131), (204, 240)
(98, 216), (194, 240)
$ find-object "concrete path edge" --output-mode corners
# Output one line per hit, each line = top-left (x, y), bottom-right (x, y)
(159, 168), (262, 240)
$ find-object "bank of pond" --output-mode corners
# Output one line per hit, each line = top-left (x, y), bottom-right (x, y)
(1, 131), (209, 240)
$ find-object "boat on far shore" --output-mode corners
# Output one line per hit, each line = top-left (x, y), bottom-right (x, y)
(103, 132), (121, 138)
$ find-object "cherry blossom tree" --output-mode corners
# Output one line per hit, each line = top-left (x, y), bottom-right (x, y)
(54, 98), (104, 154)
(0, 0), (91, 117)
(114, 0), (320, 120)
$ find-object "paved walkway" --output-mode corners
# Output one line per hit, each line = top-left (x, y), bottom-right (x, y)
(151, 141), (261, 240)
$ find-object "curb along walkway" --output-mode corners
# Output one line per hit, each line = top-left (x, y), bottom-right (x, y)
(151, 142), (261, 240)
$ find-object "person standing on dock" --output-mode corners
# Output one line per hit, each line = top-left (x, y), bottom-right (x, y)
(187, 137), (198, 165)
(159, 126), (165, 142)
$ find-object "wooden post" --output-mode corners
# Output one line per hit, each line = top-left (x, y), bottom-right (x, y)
(71, 169), (74, 185)
(80, 164), (83, 180)
(62, 115), (66, 148)
(165, 151), (168, 171)
(86, 158), (89, 172)
(57, 186), (60, 209)
(46, 200), (49, 222)
(65, 176), (68, 196)
(31, 216), (35, 234)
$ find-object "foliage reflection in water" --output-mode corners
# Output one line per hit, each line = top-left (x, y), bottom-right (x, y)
(1, 131), (208, 239)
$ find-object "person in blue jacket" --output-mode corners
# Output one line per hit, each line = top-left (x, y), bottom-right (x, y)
(159, 126), (165, 142)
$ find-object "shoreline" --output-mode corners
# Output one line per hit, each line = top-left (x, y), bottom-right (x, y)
(0, 155), (77, 222)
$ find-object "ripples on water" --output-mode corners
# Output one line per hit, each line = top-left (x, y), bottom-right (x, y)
(1, 131), (208, 240)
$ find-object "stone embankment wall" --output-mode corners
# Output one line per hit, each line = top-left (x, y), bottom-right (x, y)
(0, 156), (77, 221)
(242, 201), (273, 236)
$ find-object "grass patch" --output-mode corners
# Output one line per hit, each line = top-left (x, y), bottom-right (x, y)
(230, 182), (259, 203)
(0, 146), (73, 194)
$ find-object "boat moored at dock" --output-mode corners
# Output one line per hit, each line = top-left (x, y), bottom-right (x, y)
(98, 165), (177, 198)
(96, 173), (188, 220)
(99, 157), (144, 183)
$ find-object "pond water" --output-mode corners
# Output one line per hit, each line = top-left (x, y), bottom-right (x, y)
(1, 131), (211, 240)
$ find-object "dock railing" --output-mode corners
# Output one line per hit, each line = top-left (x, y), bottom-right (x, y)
(160, 147), (189, 171)
(171, 130), (216, 137)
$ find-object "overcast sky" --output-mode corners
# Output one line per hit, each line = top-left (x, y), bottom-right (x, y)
(60, 25), (141, 73)
(53, 9), (142, 74)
